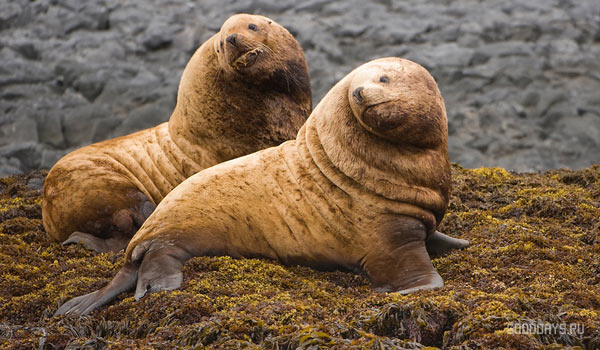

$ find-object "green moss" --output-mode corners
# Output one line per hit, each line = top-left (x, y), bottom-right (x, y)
(468, 167), (512, 182)
(0, 166), (599, 349)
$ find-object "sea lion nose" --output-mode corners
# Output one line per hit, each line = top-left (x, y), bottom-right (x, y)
(353, 87), (364, 103)
(226, 34), (237, 45)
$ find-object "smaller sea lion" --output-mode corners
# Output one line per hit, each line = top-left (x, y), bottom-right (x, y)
(42, 14), (312, 252)
(55, 57), (468, 316)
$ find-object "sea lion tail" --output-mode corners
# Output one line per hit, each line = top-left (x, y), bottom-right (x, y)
(425, 230), (469, 255)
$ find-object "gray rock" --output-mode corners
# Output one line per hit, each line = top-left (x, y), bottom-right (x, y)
(40, 148), (67, 170)
(457, 21), (484, 47)
(141, 21), (177, 51)
(73, 72), (106, 102)
(0, 162), (23, 177)
(95, 69), (168, 110)
(92, 116), (121, 143)
(407, 43), (474, 69)
(26, 176), (43, 190)
(521, 90), (541, 108)
(472, 41), (534, 65)
(37, 111), (66, 148)
(56, 1), (111, 34)
(295, 0), (329, 12)
(54, 59), (89, 88)
(231, 0), (294, 13)
(1, 0), (600, 174)
(62, 105), (110, 148)
(1, 114), (38, 144)
(111, 99), (172, 137)
(0, 2), (22, 30)
(11, 41), (39, 60)
(107, 5), (149, 36)
(0, 142), (42, 171)
(0, 59), (53, 86)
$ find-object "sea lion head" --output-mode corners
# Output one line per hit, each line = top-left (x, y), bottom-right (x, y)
(347, 57), (447, 149)
(215, 14), (310, 94)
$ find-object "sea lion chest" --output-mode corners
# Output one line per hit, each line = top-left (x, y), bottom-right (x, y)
(260, 141), (394, 270)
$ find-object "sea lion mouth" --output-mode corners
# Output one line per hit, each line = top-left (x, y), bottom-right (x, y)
(232, 48), (263, 70)
(362, 102), (404, 131)
(364, 101), (389, 109)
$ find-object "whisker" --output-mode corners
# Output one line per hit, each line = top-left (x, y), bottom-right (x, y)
(211, 67), (223, 88)
(246, 40), (301, 93)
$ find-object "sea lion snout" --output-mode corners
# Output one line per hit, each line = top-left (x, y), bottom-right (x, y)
(226, 33), (238, 45)
(221, 33), (253, 63)
(352, 87), (364, 104)
(361, 102), (405, 131)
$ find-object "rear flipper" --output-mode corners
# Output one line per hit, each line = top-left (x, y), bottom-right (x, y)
(425, 230), (469, 256)
(54, 262), (138, 316)
(54, 240), (191, 316)
(63, 231), (130, 253)
(62, 200), (156, 253)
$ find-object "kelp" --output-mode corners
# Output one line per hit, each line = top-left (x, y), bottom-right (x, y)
(0, 165), (598, 349)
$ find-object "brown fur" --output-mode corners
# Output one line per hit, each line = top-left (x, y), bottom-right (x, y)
(42, 14), (312, 251)
(54, 57), (453, 316)
(126, 58), (450, 262)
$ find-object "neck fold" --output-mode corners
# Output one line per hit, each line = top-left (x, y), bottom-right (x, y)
(298, 78), (450, 229)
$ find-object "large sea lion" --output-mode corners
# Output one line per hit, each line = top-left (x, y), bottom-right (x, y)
(55, 57), (468, 316)
(42, 14), (312, 252)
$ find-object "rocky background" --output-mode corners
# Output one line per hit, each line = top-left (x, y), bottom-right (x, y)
(1, 0), (599, 176)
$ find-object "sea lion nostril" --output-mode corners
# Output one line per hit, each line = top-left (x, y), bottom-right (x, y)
(226, 33), (237, 45)
(353, 87), (364, 103)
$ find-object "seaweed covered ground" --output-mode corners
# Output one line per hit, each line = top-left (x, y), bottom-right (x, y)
(0, 165), (599, 349)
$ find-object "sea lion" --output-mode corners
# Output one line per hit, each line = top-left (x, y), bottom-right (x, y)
(42, 14), (312, 252)
(55, 57), (468, 316)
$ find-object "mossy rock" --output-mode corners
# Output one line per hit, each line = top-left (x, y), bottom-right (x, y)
(0, 165), (598, 349)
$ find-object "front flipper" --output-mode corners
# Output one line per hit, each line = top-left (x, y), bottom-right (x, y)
(362, 215), (444, 294)
(63, 231), (130, 253)
(364, 240), (443, 293)
(54, 262), (138, 316)
(134, 244), (191, 300)
(425, 230), (469, 256)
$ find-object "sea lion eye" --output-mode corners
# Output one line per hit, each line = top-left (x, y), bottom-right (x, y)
(248, 23), (258, 31)
(380, 76), (389, 83)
